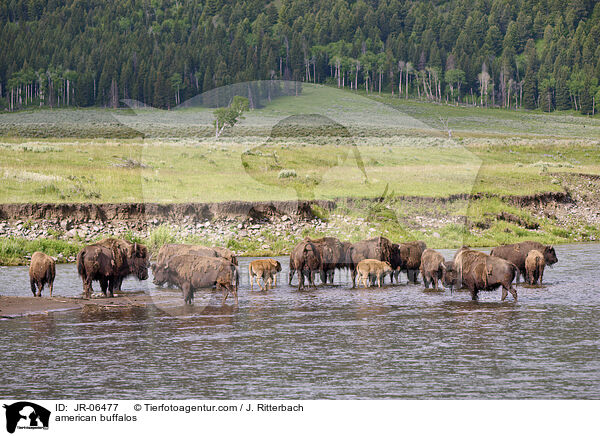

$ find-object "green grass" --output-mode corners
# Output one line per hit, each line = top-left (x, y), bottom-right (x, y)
(1, 136), (598, 203)
(0, 237), (83, 265)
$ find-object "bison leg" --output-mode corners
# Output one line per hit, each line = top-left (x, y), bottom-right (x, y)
(320, 269), (327, 285)
(30, 278), (37, 296)
(83, 275), (93, 298)
(310, 270), (318, 289)
(423, 275), (430, 289)
(539, 270), (544, 285)
(297, 270), (304, 290)
(114, 276), (123, 292)
(220, 284), (229, 304)
(501, 287), (508, 301)
(509, 286), (518, 301)
(288, 269), (295, 286)
(393, 269), (400, 284)
(471, 288), (479, 301)
(351, 269), (357, 288)
(182, 282), (193, 304)
(99, 278), (108, 297)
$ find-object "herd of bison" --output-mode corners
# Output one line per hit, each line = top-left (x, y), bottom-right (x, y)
(26, 235), (558, 305)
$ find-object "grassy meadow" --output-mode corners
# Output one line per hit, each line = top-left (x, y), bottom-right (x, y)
(1, 85), (599, 260)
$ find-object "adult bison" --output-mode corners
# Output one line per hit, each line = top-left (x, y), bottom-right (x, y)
(289, 238), (321, 290)
(397, 240), (427, 284)
(347, 236), (394, 288)
(443, 248), (518, 301)
(29, 252), (55, 297)
(76, 245), (118, 298)
(153, 244), (238, 287)
(309, 236), (345, 284)
(95, 238), (149, 291)
(490, 241), (557, 283)
(525, 250), (546, 285)
(420, 248), (444, 290)
(152, 254), (237, 304)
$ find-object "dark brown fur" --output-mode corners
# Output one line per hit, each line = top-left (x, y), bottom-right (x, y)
(289, 239), (322, 290)
(398, 240), (427, 283)
(29, 252), (55, 297)
(76, 245), (118, 298)
(95, 238), (149, 290)
(307, 236), (345, 284)
(449, 249), (518, 301)
(490, 241), (557, 282)
(347, 236), (394, 287)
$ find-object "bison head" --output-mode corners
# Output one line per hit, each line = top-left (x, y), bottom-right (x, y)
(151, 263), (168, 286)
(441, 261), (461, 290)
(130, 244), (149, 281)
(544, 245), (558, 265)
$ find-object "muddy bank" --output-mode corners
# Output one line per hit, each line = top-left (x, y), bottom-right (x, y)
(0, 199), (336, 223)
(0, 293), (176, 319)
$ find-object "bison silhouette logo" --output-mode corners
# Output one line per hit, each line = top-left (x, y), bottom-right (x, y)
(3, 402), (50, 433)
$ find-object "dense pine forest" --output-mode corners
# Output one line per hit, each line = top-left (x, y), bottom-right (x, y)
(1, 0), (599, 113)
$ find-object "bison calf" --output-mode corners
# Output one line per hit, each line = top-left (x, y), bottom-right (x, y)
(29, 252), (56, 297)
(249, 258), (282, 291)
(356, 259), (393, 288)
(525, 250), (545, 285)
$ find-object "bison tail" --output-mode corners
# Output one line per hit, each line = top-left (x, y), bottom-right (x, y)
(77, 250), (86, 277)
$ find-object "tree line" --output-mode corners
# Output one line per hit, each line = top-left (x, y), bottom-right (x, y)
(1, 0), (599, 114)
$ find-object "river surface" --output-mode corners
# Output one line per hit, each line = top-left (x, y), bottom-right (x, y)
(0, 244), (598, 399)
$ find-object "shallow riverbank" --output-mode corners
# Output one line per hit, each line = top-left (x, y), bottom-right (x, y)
(0, 292), (177, 319)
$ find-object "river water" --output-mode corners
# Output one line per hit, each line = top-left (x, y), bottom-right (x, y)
(0, 244), (598, 399)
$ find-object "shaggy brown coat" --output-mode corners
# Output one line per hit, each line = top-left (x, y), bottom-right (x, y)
(490, 241), (557, 282)
(525, 250), (546, 285)
(420, 248), (444, 290)
(151, 254), (237, 304)
(29, 252), (56, 297)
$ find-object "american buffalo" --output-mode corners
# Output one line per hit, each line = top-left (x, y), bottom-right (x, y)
(153, 243), (238, 289)
(443, 248), (518, 301)
(289, 238), (321, 290)
(76, 245), (118, 298)
(490, 241), (557, 283)
(29, 252), (55, 297)
(398, 240), (427, 284)
(420, 248), (444, 290)
(308, 236), (345, 284)
(95, 238), (149, 291)
(249, 258), (282, 291)
(525, 250), (545, 285)
(347, 236), (394, 287)
(151, 254), (237, 304)
(356, 259), (393, 288)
